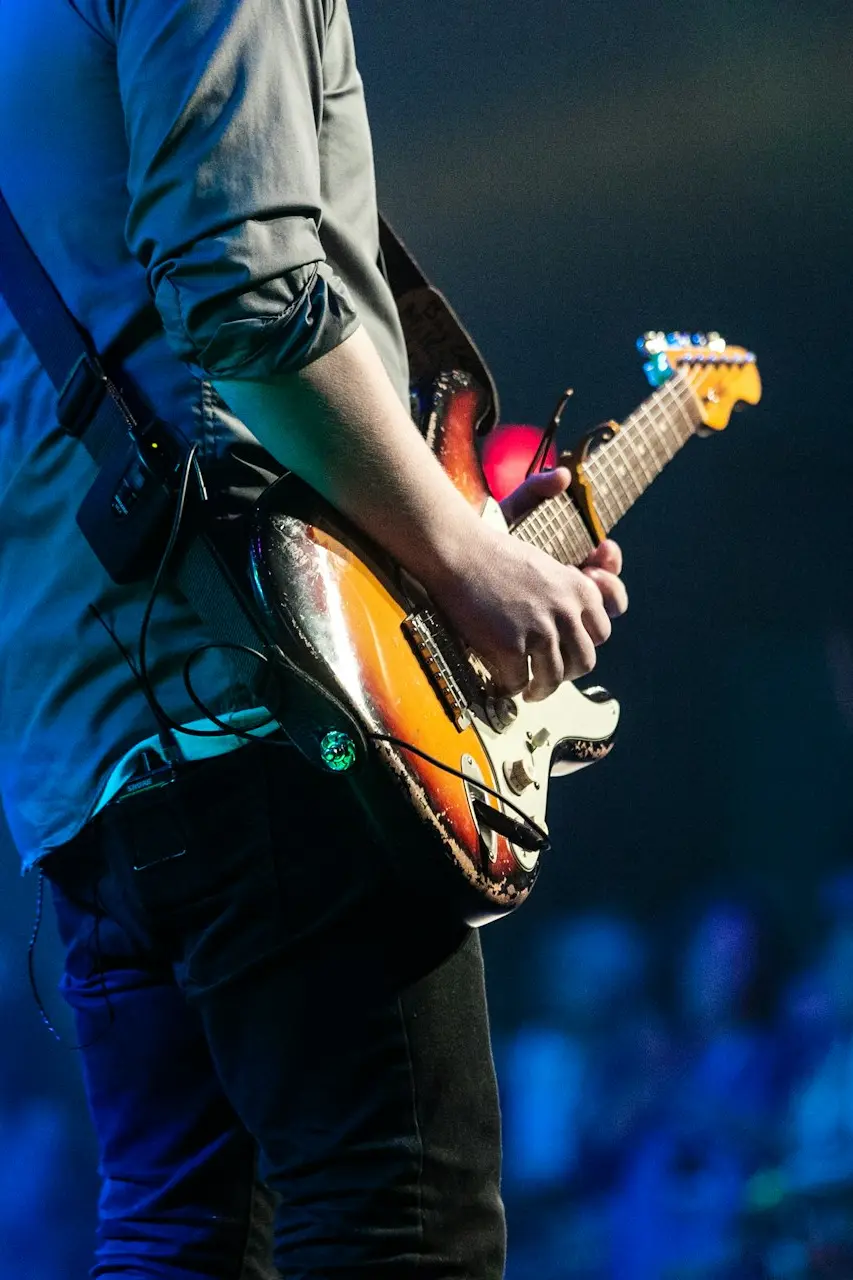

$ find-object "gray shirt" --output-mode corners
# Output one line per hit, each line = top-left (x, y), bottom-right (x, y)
(0, 0), (409, 869)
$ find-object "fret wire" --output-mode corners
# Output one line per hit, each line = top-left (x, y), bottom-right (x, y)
(587, 432), (637, 520)
(527, 509), (544, 541)
(562, 498), (594, 564)
(639, 388), (678, 459)
(535, 501), (560, 558)
(514, 494), (592, 566)
(549, 502), (576, 563)
(595, 490), (618, 531)
(513, 368), (703, 560)
(530, 502), (556, 556)
(652, 376), (689, 448)
(646, 395), (679, 466)
(516, 509), (534, 542)
(518, 503), (556, 557)
(572, 499), (595, 562)
(559, 505), (593, 564)
(627, 399), (674, 464)
(606, 434), (637, 510)
(593, 439), (633, 520)
(584, 371), (697, 526)
(626, 406), (666, 474)
(630, 417), (655, 481)
(534, 509), (558, 560)
(625, 420), (656, 487)
(561, 500), (585, 562)
(584, 464), (613, 528)
(648, 391), (676, 463)
(540, 494), (591, 565)
(610, 434), (645, 501)
(590, 450), (624, 527)
(660, 373), (699, 442)
(546, 496), (581, 563)
(645, 390), (677, 455)
(601, 482), (624, 529)
(659, 375), (699, 450)
(654, 384), (685, 455)
(643, 398), (672, 468)
(662, 373), (703, 439)
(639, 397), (675, 464)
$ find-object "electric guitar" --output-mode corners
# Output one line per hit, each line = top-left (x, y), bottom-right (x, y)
(249, 333), (762, 924)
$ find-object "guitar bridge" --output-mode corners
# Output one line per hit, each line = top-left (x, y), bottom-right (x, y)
(403, 609), (475, 730)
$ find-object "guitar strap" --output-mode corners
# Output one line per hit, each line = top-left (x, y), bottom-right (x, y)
(377, 216), (499, 431)
(0, 192), (496, 762)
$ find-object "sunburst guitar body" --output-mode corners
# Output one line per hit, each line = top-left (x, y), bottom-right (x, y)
(249, 334), (761, 925)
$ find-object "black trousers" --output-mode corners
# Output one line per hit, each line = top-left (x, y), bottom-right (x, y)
(44, 742), (506, 1278)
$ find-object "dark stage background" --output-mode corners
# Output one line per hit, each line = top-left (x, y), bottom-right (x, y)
(1, 2), (852, 1275)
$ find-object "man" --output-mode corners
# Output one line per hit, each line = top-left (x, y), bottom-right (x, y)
(0, 0), (627, 1274)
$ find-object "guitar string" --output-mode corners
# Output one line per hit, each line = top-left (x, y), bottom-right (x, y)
(569, 374), (690, 546)
(514, 372), (701, 561)
(529, 375), (695, 542)
(582, 373), (699, 520)
(590, 374), (697, 497)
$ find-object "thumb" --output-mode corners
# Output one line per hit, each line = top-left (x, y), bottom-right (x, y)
(501, 466), (570, 524)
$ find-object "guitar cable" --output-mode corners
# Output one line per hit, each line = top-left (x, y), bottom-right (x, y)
(90, 446), (550, 852)
(367, 733), (550, 853)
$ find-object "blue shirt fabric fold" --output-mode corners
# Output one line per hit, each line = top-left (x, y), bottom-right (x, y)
(0, 0), (409, 869)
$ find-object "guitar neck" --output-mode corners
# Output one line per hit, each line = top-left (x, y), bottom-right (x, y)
(511, 370), (704, 565)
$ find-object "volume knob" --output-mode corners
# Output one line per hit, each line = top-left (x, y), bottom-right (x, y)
(485, 696), (519, 733)
(504, 757), (536, 795)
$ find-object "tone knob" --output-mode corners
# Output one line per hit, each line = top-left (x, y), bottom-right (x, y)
(485, 696), (519, 733)
(504, 757), (536, 795)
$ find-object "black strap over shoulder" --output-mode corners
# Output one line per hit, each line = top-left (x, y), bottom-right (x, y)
(379, 216), (499, 433)
(0, 191), (276, 703)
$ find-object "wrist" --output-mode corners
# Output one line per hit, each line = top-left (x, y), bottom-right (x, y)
(411, 508), (495, 596)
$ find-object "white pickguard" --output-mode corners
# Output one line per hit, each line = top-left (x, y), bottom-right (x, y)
(467, 500), (621, 869)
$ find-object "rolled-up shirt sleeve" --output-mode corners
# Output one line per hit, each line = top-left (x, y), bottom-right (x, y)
(114, 0), (360, 379)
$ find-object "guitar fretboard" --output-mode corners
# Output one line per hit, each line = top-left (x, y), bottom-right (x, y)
(511, 371), (704, 566)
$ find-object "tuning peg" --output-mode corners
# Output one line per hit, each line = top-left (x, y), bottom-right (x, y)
(643, 352), (673, 388)
(637, 331), (666, 356)
(707, 332), (726, 353)
(692, 332), (707, 347)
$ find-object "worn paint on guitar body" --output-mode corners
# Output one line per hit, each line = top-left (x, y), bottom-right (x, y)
(250, 372), (619, 924)
(249, 336), (762, 924)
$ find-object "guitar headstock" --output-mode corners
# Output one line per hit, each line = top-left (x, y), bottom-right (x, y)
(638, 331), (762, 431)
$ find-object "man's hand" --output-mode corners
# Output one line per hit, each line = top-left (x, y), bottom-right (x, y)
(427, 521), (618, 702)
(582, 538), (627, 620)
(425, 463), (628, 703)
(216, 330), (626, 703)
(500, 466), (628, 622)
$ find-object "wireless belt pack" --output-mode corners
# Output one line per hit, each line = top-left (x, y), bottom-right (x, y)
(56, 351), (187, 584)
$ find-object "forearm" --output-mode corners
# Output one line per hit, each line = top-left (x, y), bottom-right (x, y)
(212, 326), (485, 591)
